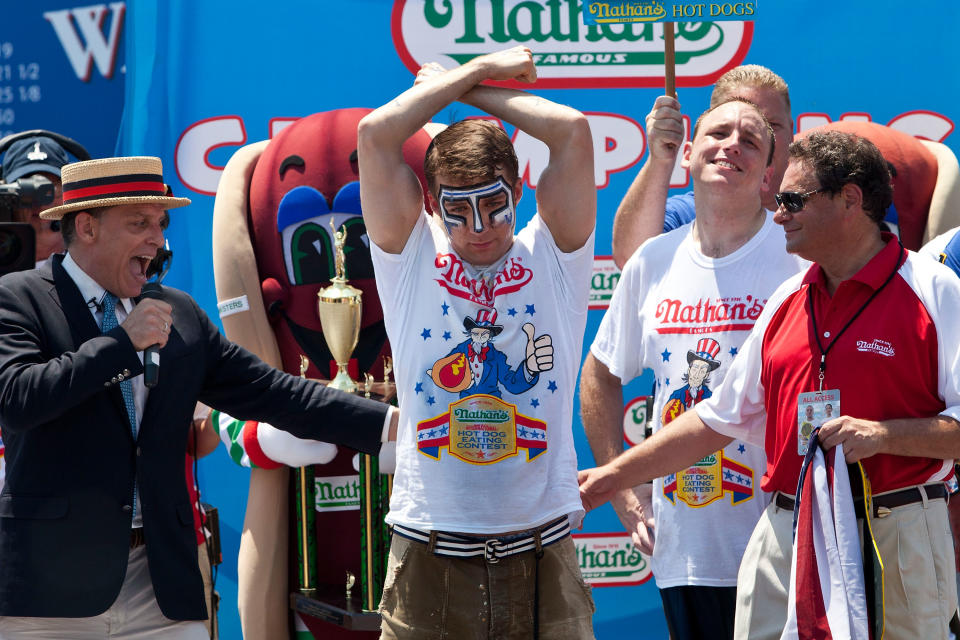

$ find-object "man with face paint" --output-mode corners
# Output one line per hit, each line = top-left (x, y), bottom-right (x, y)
(359, 46), (596, 640)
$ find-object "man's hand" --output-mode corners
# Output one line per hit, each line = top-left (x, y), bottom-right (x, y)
(818, 416), (887, 463)
(578, 464), (621, 512)
(612, 485), (656, 554)
(121, 298), (173, 351)
(414, 62), (446, 86)
(469, 46), (537, 84)
(645, 95), (684, 163)
(522, 323), (553, 374)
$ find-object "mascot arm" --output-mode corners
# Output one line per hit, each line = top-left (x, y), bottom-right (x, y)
(213, 409), (337, 468)
(212, 140), (290, 640)
(921, 139), (960, 244)
(212, 140), (283, 369)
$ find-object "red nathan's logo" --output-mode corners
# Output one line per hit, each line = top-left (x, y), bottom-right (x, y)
(655, 295), (765, 335)
(434, 253), (533, 306)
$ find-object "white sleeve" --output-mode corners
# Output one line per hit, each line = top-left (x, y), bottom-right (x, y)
(526, 213), (595, 312)
(899, 255), (960, 423)
(695, 276), (803, 448)
(590, 252), (647, 383)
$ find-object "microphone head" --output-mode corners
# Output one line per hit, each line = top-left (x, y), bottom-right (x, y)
(140, 282), (163, 298)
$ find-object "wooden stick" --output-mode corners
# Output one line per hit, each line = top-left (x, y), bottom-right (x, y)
(664, 23), (676, 98)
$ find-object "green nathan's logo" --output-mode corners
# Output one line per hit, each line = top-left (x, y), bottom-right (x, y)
(392, 0), (752, 88)
(573, 532), (653, 586)
(589, 256), (621, 310)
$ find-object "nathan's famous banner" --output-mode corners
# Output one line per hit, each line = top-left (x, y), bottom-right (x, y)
(7, 1), (956, 639)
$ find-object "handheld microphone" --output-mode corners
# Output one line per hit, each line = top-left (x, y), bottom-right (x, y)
(140, 282), (162, 388)
(140, 241), (172, 388)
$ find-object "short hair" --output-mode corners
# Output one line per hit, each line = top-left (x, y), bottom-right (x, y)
(424, 119), (519, 196)
(60, 209), (101, 247)
(711, 64), (791, 114)
(691, 98), (775, 166)
(788, 131), (893, 224)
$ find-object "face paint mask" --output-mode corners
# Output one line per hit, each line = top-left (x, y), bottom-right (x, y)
(437, 176), (515, 235)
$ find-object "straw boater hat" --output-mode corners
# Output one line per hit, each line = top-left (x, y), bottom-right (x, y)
(39, 156), (191, 220)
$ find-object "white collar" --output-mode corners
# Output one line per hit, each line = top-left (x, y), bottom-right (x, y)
(61, 252), (133, 315)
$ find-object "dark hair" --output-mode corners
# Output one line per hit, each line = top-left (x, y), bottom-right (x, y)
(60, 209), (101, 247)
(424, 119), (519, 195)
(788, 131), (893, 224)
(692, 98), (775, 167)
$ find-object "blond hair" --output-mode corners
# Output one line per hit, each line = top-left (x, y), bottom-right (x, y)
(711, 65), (791, 114)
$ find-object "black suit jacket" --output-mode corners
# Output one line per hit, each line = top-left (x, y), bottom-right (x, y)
(0, 256), (387, 619)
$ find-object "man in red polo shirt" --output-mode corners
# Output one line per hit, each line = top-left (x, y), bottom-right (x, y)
(579, 130), (960, 639)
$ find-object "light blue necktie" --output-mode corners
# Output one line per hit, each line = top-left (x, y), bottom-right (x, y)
(100, 292), (138, 436)
(101, 292), (139, 517)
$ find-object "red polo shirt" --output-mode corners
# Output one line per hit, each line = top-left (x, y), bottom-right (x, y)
(698, 235), (960, 494)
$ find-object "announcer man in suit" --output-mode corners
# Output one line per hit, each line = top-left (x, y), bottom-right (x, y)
(0, 156), (396, 638)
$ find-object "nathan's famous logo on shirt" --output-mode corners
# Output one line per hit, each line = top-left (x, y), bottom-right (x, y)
(659, 337), (754, 506)
(855, 338), (895, 357)
(434, 253), (533, 306)
(663, 451), (754, 508)
(417, 394), (547, 465)
(654, 294), (765, 335)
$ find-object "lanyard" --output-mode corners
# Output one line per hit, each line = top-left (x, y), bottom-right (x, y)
(807, 242), (905, 391)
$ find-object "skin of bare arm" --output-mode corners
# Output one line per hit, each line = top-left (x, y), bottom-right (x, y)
(579, 407), (733, 512)
(611, 96), (684, 268)
(579, 353), (656, 552)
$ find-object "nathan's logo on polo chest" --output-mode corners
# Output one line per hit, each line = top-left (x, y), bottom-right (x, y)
(417, 394), (547, 464)
(392, 0), (752, 88)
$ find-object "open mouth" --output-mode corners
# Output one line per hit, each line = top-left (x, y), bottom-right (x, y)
(132, 255), (152, 279)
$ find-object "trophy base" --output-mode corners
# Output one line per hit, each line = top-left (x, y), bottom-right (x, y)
(290, 588), (381, 631)
(327, 368), (358, 394)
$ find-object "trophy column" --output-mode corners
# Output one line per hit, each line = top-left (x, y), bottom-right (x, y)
(290, 222), (394, 632)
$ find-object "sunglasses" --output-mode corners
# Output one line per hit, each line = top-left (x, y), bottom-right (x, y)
(775, 187), (827, 213)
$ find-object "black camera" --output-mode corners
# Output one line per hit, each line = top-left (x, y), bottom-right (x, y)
(0, 175), (55, 276)
(0, 224), (35, 275)
(0, 174), (57, 223)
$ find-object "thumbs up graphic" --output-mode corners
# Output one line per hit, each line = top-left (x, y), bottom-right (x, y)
(522, 323), (553, 375)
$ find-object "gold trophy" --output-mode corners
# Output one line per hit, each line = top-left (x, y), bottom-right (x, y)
(317, 219), (362, 393)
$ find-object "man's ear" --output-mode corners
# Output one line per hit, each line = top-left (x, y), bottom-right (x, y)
(425, 190), (440, 215)
(840, 182), (864, 211)
(512, 176), (523, 204)
(73, 211), (98, 244)
(679, 140), (694, 170)
(760, 164), (775, 195)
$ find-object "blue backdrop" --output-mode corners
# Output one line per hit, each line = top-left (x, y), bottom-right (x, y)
(6, 2), (960, 638)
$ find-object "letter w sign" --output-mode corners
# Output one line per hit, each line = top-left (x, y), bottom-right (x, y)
(44, 2), (125, 82)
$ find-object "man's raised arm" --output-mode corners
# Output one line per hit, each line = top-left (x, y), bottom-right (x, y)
(456, 64), (596, 252)
(358, 47), (538, 254)
(611, 96), (684, 268)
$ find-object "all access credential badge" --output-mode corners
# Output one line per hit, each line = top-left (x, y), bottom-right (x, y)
(797, 389), (840, 455)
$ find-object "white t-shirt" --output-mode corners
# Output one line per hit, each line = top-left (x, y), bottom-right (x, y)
(919, 226), (959, 262)
(371, 213), (594, 533)
(591, 213), (806, 588)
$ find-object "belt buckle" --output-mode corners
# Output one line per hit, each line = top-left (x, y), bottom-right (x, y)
(484, 538), (501, 563)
